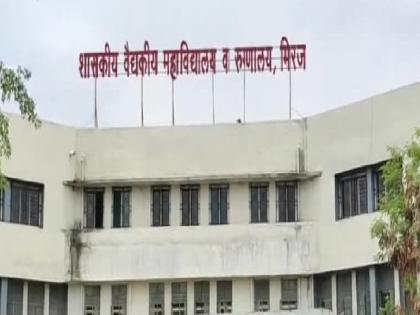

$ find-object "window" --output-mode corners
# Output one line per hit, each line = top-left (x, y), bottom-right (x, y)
(277, 182), (297, 222)
(254, 279), (269, 312)
(336, 169), (368, 219)
(149, 283), (165, 315)
(112, 285), (127, 315)
(84, 285), (100, 315)
(281, 279), (297, 310)
(0, 179), (43, 227)
(337, 272), (352, 315)
(181, 185), (199, 226)
(49, 284), (68, 315)
(194, 281), (209, 314)
(84, 189), (104, 229)
(171, 282), (187, 315)
(28, 281), (44, 315)
(372, 164), (385, 211)
(7, 279), (23, 315)
(113, 188), (131, 228)
(152, 186), (170, 226)
(210, 184), (229, 225)
(314, 274), (332, 310)
(250, 183), (268, 223)
(216, 281), (232, 313)
(356, 269), (371, 315)
(376, 264), (395, 311)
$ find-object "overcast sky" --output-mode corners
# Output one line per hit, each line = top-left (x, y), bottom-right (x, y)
(1, 0), (419, 127)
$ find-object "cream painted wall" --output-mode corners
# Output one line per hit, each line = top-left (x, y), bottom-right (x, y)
(0, 115), (77, 282)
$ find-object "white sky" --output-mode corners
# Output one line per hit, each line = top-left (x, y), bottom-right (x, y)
(1, 0), (420, 127)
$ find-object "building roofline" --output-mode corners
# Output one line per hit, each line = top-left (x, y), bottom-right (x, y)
(6, 81), (420, 131)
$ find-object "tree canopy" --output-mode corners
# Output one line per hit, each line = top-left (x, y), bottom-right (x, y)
(371, 128), (420, 314)
(0, 62), (40, 186)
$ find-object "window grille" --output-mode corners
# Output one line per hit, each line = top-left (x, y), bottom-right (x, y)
(210, 184), (229, 225)
(250, 183), (268, 223)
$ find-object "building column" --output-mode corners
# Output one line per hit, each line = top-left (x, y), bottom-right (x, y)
(0, 279), (7, 315)
(67, 284), (83, 315)
(171, 185), (180, 226)
(269, 277), (281, 312)
(100, 284), (111, 315)
(367, 168), (374, 212)
(164, 282), (171, 315)
(126, 284), (132, 315)
(200, 184), (209, 226)
(209, 280), (217, 315)
(44, 284), (50, 315)
(103, 187), (113, 229)
(369, 267), (377, 315)
(351, 271), (357, 315)
(331, 274), (337, 315)
(187, 281), (194, 315)
(269, 181), (277, 223)
(23, 281), (28, 315)
(394, 269), (401, 307)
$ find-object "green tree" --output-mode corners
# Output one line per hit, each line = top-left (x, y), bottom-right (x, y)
(0, 62), (40, 186)
(371, 128), (420, 314)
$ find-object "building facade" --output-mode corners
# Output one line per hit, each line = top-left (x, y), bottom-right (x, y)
(0, 82), (419, 315)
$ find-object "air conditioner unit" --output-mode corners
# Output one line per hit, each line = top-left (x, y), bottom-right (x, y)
(195, 302), (208, 314)
(172, 303), (186, 315)
(218, 301), (232, 313)
(151, 303), (163, 315)
(111, 305), (125, 315)
(84, 306), (96, 315)
(256, 300), (269, 312)
(280, 299), (297, 310)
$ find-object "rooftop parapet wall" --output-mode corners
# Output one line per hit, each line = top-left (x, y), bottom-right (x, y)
(74, 121), (305, 181)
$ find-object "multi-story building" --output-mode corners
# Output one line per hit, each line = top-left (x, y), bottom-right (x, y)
(0, 82), (419, 315)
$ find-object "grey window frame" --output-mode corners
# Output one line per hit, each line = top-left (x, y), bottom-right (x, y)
(314, 274), (332, 310)
(249, 183), (269, 224)
(372, 163), (385, 212)
(7, 279), (23, 315)
(336, 167), (368, 220)
(111, 284), (127, 315)
(84, 285), (100, 315)
(1, 178), (44, 228)
(171, 282), (187, 315)
(280, 278), (298, 310)
(28, 281), (44, 315)
(149, 283), (165, 315)
(276, 181), (298, 222)
(151, 186), (171, 227)
(356, 268), (371, 315)
(112, 187), (131, 228)
(194, 281), (209, 315)
(209, 184), (229, 225)
(180, 185), (200, 226)
(253, 279), (270, 312)
(84, 188), (104, 229)
(216, 280), (232, 314)
(49, 284), (68, 315)
(336, 272), (353, 315)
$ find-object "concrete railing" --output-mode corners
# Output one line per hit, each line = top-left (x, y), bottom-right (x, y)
(77, 222), (317, 281)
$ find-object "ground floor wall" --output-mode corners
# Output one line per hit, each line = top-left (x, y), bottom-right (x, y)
(0, 263), (411, 315)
